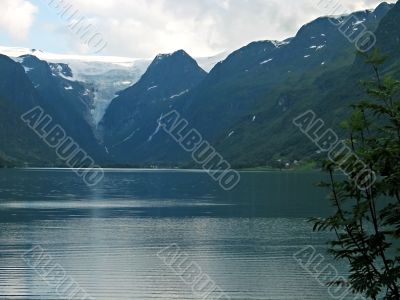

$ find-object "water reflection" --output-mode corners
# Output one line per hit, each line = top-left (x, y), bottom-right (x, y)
(0, 169), (352, 299)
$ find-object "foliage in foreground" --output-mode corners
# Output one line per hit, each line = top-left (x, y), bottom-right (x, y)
(312, 50), (400, 300)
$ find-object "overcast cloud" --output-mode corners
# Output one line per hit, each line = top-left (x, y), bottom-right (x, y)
(0, 0), (396, 57)
(0, 0), (38, 41)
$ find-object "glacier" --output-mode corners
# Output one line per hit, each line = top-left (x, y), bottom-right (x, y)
(0, 46), (227, 125)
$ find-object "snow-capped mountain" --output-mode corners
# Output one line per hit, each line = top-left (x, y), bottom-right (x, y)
(0, 53), (107, 164)
(0, 1), (398, 167)
(0, 46), (227, 124)
(49, 59), (151, 124)
(0, 46), (152, 124)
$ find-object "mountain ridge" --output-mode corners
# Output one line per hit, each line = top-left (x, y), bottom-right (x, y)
(100, 49), (207, 163)
(0, 2), (398, 167)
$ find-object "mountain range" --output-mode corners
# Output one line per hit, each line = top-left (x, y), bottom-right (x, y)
(0, 1), (399, 168)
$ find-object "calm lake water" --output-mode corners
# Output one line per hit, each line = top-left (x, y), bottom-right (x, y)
(0, 169), (354, 299)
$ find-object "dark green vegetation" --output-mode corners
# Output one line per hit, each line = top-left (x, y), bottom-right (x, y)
(0, 55), (57, 166)
(312, 53), (400, 299)
(100, 50), (207, 163)
(210, 2), (400, 168)
(101, 2), (398, 167)
(0, 2), (399, 168)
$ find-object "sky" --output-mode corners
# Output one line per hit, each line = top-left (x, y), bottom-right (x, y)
(0, 0), (396, 58)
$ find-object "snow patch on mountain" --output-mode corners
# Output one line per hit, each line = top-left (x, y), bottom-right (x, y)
(148, 114), (164, 142)
(147, 85), (158, 91)
(196, 51), (229, 72)
(23, 66), (34, 73)
(123, 129), (140, 143)
(271, 39), (291, 48)
(169, 89), (189, 99)
(260, 58), (273, 65)
(352, 19), (366, 26)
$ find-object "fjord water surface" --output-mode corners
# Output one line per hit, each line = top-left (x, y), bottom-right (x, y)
(0, 169), (352, 299)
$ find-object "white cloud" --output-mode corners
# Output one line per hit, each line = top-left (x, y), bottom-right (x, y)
(66, 0), (396, 57)
(32, 0), (399, 57)
(0, 0), (38, 41)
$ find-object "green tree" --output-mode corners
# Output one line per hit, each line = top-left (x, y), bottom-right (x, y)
(312, 50), (400, 300)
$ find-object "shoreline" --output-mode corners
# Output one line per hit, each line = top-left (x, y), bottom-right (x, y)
(0, 166), (321, 173)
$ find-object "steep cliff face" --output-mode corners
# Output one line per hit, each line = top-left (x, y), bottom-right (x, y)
(100, 50), (207, 163)
(0, 55), (57, 165)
